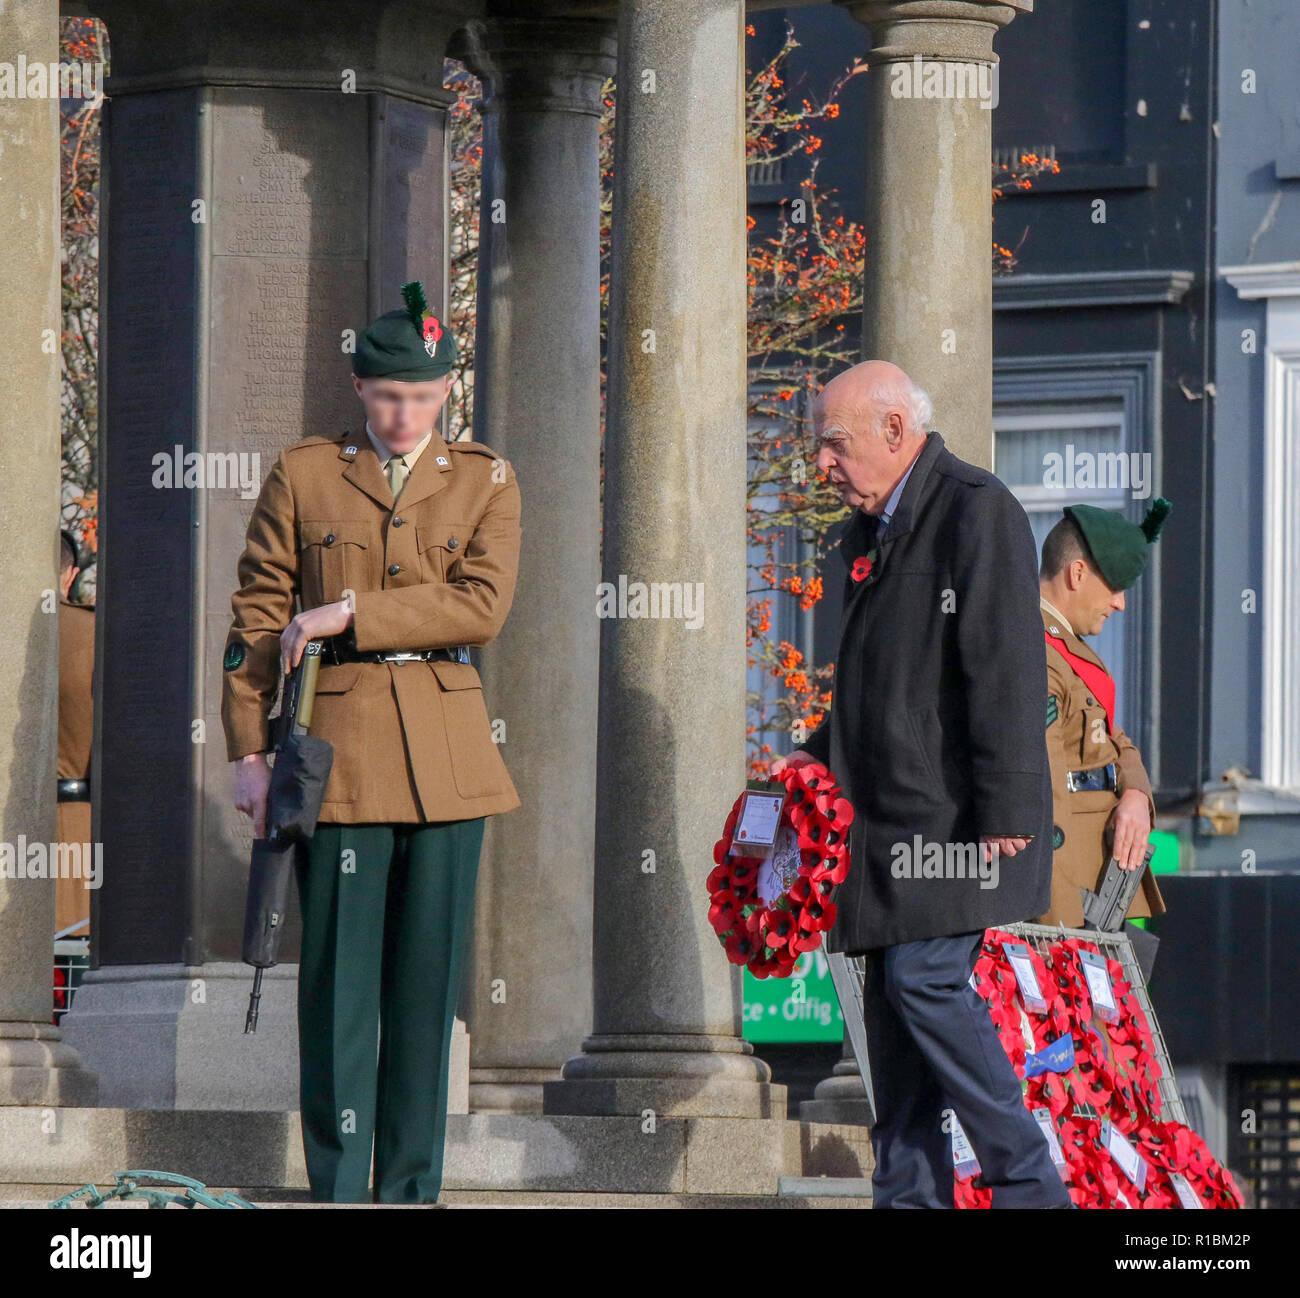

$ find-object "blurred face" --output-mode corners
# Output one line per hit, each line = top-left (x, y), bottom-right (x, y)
(352, 373), (454, 453)
(814, 399), (920, 514)
(1062, 557), (1126, 636)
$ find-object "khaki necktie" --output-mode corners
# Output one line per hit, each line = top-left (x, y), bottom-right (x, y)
(385, 454), (410, 502)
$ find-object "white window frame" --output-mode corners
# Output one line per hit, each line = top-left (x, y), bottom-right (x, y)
(993, 354), (1161, 770)
(1223, 262), (1300, 792)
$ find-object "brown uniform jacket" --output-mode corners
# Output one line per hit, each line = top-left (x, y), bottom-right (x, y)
(58, 599), (95, 780)
(221, 431), (522, 824)
(1039, 605), (1164, 927)
(57, 599), (95, 935)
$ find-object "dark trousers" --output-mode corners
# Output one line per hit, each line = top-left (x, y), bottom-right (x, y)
(295, 818), (484, 1203)
(863, 930), (1070, 1209)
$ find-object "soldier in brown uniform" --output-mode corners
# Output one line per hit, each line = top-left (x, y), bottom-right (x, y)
(1036, 500), (1171, 930)
(221, 283), (521, 1203)
(56, 530), (94, 939)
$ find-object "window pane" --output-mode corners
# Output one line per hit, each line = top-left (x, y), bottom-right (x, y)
(995, 404), (1134, 732)
(994, 413), (1125, 488)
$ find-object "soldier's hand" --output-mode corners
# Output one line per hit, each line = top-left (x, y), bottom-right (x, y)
(233, 752), (273, 839)
(771, 749), (817, 777)
(1109, 788), (1152, 871)
(280, 599), (353, 674)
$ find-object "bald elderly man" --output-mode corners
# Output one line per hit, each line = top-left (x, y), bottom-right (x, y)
(774, 361), (1069, 1209)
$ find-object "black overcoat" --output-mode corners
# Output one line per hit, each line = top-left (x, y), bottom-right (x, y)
(802, 431), (1053, 953)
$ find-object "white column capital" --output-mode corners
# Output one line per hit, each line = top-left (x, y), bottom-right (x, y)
(840, 0), (1031, 64)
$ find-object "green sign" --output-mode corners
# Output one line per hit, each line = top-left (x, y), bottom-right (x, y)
(742, 947), (845, 1043)
(1148, 829), (1180, 875)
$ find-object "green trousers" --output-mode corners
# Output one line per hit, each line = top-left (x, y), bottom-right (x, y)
(294, 818), (484, 1203)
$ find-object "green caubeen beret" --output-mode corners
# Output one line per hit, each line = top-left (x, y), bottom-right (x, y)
(352, 280), (458, 381)
(1064, 498), (1172, 592)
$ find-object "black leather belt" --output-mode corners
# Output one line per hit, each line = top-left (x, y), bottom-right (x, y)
(1066, 762), (1116, 794)
(321, 636), (467, 666)
(57, 778), (90, 802)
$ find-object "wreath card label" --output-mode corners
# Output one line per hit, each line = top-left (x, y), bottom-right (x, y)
(1079, 948), (1120, 1023)
(733, 783), (786, 858)
(1005, 942), (1050, 1013)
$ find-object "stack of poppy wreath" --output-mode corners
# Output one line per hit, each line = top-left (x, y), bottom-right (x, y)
(956, 929), (1244, 1209)
(707, 761), (853, 979)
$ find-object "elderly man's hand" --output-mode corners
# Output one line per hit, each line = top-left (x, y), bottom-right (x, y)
(771, 749), (817, 777)
(1108, 788), (1152, 871)
(980, 835), (1030, 863)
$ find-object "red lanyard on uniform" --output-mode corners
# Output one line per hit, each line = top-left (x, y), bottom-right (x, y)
(1044, 631), (1115, 732)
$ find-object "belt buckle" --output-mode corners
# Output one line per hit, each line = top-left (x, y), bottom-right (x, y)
(1067, 762), (1116, 793)
(381, 651), (427, 663)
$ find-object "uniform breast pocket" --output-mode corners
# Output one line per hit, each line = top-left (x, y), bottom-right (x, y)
(298, 522), (369, 606)
(1078, 702), (1111, 767)
(416, 522), (469, 584)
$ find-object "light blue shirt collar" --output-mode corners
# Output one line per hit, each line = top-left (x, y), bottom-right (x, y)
(877, 450), (921, 534)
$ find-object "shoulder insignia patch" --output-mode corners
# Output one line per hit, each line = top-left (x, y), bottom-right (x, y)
(1046, 694), (1059, 729)
(224, 642), (245, 672)
(448, 439), (501, 459)
(286, 435), (343, 453)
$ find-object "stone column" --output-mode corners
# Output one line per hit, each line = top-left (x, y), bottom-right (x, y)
(0, 0), (98, 1104)
(543, 0), (780, 1120)
(841, 0), (1032, 469)
(59, 0), (468, 1108)
(451, 18), (615, 1113)
(800, 1039), (874, 1126)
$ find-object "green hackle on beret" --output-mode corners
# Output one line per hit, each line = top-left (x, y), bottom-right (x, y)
(352, 280), (458, 381)
(1064, 498), (1172, 592)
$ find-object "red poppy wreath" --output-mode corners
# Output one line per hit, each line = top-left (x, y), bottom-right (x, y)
(707, 761), (854, 979)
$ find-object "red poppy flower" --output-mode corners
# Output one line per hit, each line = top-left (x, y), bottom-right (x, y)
(809, 857), (849, 888)
(708, 892), (741, 935)
(798, 898), (837, 932)
(759, 907), (796, 949)
(851, 555), (873, 582)
(706, 863), (732, 892)
(724, 930), (760, 964)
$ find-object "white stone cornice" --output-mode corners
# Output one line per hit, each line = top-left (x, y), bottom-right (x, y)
(1221, 261), (1300, 299)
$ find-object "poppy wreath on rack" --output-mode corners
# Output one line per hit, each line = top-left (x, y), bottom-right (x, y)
(706, 761), (854, 979)
(954, 929), (1244, 1210)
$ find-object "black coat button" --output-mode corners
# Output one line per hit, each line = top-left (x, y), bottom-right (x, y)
(392, 517), (404, 527)
(448, 536), (459, 550)
(388, 564), (401, 576)
(323, 533), (335, 546)
(1086, 696), (1095, 706)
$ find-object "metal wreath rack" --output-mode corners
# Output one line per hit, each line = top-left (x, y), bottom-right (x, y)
(826, 920), (1187, 1128)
